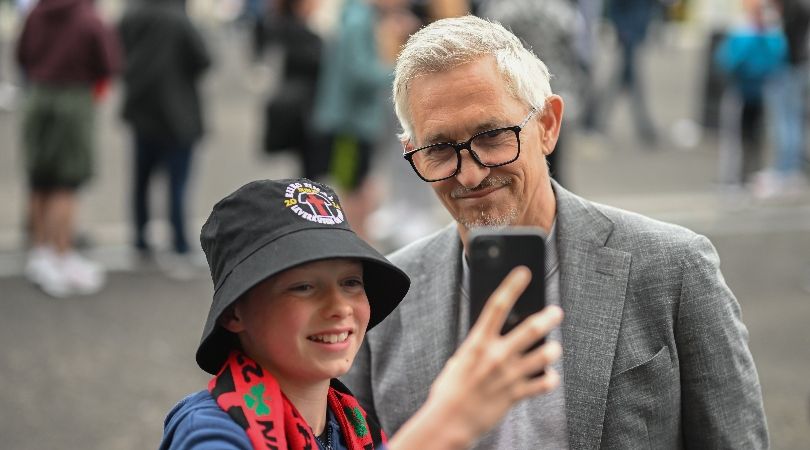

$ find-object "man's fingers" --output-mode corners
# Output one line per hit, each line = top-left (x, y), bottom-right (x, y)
(514, 367), (561, 399)
(470, 266), (532, 337)
(502, 305), (564, 353)
(516, 339), (562, 378)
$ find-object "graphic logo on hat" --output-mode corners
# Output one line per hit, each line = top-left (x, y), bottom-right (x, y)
(283, 182), (345, 225)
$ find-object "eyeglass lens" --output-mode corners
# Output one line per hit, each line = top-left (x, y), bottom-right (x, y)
(411, 128), (519, 181)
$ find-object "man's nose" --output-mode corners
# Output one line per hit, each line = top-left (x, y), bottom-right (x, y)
(455, 149), (490, 188)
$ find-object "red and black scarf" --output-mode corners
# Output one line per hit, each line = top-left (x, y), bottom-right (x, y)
(209, 350), (387, 450)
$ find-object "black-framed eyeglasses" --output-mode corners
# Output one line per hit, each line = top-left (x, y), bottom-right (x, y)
(403, 108), (537, 182)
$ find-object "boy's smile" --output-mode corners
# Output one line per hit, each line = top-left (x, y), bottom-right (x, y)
(307, 330), (351, 344)
(223, 259), (370, 386)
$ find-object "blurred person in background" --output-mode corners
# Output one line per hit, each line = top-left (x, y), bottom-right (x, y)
(261, 0), (326, 180)
(582, 0), (661, 147)
(695, 0), (743, 132)
(366, 0), (470, 250)
(313, 0), (418, 242)
(16, 0), (121, 297)
(242, 0), (272, 63)
(118, 0), (212, 275)
(715, 0), (786, 192)
(479, 0), (590, 185)
(752, 0), (810, 198)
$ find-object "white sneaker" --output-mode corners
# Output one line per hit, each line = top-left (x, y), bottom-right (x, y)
(25, 247), (73, 298)
(25, 246), (49, 284)
(751, 170), (808, 199)
(61, 251), (105, 295)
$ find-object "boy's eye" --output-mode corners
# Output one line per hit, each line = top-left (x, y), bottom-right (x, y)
(343, 278), (364, 288)
(289, 283), (313, 292)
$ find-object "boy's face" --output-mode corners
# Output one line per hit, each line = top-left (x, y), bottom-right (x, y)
(223, 259), (370, 385)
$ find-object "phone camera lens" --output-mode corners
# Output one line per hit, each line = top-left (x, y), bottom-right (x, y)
(488, 245), (500, 259)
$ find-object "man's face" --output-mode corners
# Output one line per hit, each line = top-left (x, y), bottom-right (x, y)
(224, 259), (370, 386)
(405, 57), (560, 233)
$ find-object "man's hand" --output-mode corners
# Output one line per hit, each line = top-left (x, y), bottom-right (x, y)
(389, 266), (563, 450)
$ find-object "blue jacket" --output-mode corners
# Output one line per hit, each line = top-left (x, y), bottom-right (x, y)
(158, 390), (251, 450)
(715, 25), (787, 101)
(158, 390), (366, 450)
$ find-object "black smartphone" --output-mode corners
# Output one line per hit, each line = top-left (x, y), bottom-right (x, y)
(469, 227), (546, 339)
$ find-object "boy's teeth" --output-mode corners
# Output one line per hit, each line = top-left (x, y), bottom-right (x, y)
(310, 332), (349, 343)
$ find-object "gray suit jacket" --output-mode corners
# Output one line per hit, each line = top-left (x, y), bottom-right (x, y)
(343, 182), (768, 449)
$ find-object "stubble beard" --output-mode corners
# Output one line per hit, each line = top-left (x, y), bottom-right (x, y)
(452, 176), (519, 230)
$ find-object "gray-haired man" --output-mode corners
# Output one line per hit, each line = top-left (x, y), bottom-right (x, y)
(342, 15), (768, 449)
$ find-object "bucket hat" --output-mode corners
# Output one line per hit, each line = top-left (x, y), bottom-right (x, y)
(196, 178), (410, 374)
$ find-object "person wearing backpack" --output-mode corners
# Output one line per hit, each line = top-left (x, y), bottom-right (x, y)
(715, 0), (787, 189)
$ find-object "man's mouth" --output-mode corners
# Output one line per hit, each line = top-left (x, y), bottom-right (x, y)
(307, 331), (350, 344)
(451, 176), (511, 199)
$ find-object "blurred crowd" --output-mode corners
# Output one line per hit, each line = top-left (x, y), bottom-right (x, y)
(2, 0), (810, 299)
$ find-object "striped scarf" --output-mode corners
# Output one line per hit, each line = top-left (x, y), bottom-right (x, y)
(209, 350), (386, 450)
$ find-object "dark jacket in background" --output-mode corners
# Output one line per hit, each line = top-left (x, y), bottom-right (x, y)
(262, 12), (323, 153)
(118, 0), (211, 146)
(16, 0), (121, 85)
(269, 14), (322, 88)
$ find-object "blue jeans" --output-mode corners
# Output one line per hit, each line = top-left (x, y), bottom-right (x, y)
(768, 64), (808, 175)
(584, 37), (657, 143)
(133, 135), (194, 254)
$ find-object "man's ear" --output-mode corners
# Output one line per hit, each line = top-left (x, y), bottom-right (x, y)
(402, 139), (414, 154)
(537, 95), (564, 155)
(219, 303), (244, 333)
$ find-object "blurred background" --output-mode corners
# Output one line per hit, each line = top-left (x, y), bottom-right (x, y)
(0, 0), (808, 448)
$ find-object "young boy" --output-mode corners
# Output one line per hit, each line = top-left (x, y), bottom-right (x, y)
(159, 178), (563, 449)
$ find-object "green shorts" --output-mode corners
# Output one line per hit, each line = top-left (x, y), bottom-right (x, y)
(22, 85), (95, 190)
(327, 134), (372, 192)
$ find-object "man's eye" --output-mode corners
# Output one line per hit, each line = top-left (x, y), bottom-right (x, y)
(483, 129), (509, 138)
(423, 144), (454, 158)
(474, 129), (513, 148)
(477, 129), (512, 142)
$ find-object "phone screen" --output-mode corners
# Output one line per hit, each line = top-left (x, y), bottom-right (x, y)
(468, 228), (546, 336)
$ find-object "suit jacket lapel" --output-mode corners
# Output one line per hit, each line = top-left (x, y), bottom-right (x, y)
(553, 181), (631, 450)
